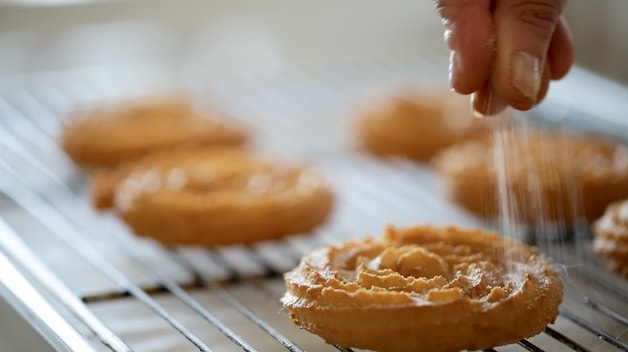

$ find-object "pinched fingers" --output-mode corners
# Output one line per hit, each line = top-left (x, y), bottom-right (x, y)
(435, 0), (573, 116)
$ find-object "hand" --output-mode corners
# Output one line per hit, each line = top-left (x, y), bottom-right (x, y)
(434, 0), (574, 116)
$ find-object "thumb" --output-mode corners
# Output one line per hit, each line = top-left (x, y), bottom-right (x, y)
(490, 0), (565, 110)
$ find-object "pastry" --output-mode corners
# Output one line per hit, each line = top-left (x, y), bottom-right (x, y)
(433, 127), (628, 225)
(282, 224), (563, 352)
(61, 95), (249, 167)
(354, 87), (493, 161)
(91, 147), (334, 247)
(592, 200), (628, 277)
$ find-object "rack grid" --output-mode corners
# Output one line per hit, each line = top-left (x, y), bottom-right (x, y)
(0, 58), (626, 351)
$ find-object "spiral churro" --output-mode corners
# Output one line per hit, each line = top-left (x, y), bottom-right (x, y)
(61, 95), (248, 167)
(433, 128), (628, 224)
(91, 147), (334, 247)
(282, 225), (563, 352)
(355, 88), (493, 161)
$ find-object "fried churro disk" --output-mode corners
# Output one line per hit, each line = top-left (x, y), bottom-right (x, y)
(354, 88), (493, 161)
(433, 128), (628, 224)
(61, 95), (249, 167)
(593, 200), (628, 278)
(282, 225), (563, 352)
(91, 147), (334, 247)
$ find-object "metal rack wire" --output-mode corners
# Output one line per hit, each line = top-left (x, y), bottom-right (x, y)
(0, 58), (626, 351)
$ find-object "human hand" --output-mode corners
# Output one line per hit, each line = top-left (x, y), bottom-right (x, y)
(434, 0), (574, 116)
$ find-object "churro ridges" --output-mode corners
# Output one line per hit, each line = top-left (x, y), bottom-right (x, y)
(593, 200), (628, 277)
(433, 128), (628, 224)
(282, 225), (563, 352)
(61, 95), (249, 167)
(91, 147), (334, 247)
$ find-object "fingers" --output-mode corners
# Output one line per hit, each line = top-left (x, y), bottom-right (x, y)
(472, 50), (553, 117)
(490, 0), (566, 111)
(435, 0), (573, 116)
(434, 0), (494, 94)
(548, 17), (574, 79)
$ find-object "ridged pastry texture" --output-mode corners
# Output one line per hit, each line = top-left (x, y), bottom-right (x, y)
(433, 128), (628, 225)
(593, 200), (628, 277)
(282, 225), (563, 352)
(91, 147), (334, 247)
(61, 96), (248, 167)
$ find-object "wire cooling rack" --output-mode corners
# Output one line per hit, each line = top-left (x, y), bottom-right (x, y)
(0, 57), (627, 352)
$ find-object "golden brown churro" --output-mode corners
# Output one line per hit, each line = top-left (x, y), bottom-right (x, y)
(61, 96), (249, 167)
(593, 200), (628, 278)
(433, 128), (628, 224)
(355, 88), (494, 161)
(282, 225), (563, 352)
(91, 147), (334, 247)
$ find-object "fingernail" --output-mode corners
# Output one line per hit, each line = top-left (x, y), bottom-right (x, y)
(471, 91), (489, 118)
(511, 51), (541, 100)
(471, 87), (507, 118)
(471, 92), (482, 118)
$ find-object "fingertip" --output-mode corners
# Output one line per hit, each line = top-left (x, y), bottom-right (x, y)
(438, 1), (495, 94)
(492, 60), (551, 111)
(471, 85), (508, 117)
(489, 51), (538, 111)
(511, 51), (542, 103)
(548, 17), (574, 80)
(490, 0), (564, 111)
